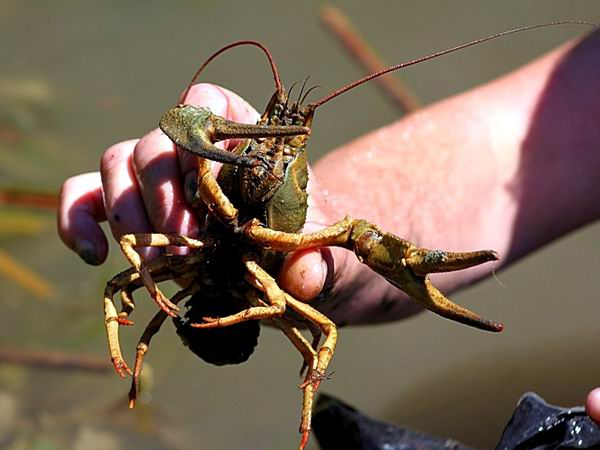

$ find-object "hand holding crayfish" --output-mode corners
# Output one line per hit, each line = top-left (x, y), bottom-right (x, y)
(58, 28), (600, 446)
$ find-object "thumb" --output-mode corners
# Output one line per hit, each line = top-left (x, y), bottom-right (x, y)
(276, 167), (349, 303)
(278, 248), (329, 302)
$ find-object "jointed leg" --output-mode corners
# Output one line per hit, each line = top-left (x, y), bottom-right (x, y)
(300, 321), (322, 377)
(117, 282), (140, 326)
(104, 253), (205, 377)
(194, 157), (239, 226)
(251, 292), (318, 378)
(243, 217), (502, 332)
(273, 317), (319, 450)
(282, 292), (338, 450)
(284, 294), (337, 389)
(128, 282), (201, 408)
(104, 267), (143, 377)
(191, 259), (286, 329)
(246, 290), (325, 450)
(119, 233), (205, 316)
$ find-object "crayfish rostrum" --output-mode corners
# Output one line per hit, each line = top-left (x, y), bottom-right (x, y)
(100, 25), (589, 448)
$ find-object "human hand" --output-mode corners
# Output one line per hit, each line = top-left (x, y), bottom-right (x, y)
(56, 83), (348, 309)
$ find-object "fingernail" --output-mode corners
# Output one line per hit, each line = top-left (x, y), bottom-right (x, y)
(74, 239), (101, 265)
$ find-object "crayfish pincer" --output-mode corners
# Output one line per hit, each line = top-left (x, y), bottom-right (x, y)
(99, 24), (594, 449)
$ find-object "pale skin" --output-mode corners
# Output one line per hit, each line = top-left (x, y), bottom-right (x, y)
(58, 31), (600, 419)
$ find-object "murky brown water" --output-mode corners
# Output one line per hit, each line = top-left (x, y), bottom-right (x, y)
(1, 1), (600, 449)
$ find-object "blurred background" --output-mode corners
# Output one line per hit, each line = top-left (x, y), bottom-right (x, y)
(1, 1), (599, 449)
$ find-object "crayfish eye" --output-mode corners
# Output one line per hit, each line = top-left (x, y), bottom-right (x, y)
(272, 104), (283, 117)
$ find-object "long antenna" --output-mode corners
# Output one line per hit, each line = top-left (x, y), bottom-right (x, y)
(179, 40), (283, 104)
(309, 20), (598, 109)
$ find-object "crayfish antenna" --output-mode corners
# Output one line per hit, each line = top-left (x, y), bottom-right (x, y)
(309, 20), (598, 109)
(179, 40), (284, 104)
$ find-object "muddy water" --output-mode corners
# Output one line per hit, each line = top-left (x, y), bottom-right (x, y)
(1, 1), (599, 449)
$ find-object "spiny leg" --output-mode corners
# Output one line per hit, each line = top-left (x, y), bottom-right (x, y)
(191, 259), (286, 329)
(247, 291), (322, 450)
(128, 282), (201, 408)
(248, 291), (318, 379)
(117, 282), (140, 326)
(104, 259), (176, 376)
(104, 253), (205, 377)
(273, 318), (319, 450)
(104, 267), (144, 377)
(300, 321), (322, 378)
(240, 279), (338, 450)
(243, 217), (502, 332)
(119, 233), (205, 316)
(282, 292), (338, 450)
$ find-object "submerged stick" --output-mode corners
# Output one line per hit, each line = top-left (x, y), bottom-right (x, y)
(0, 346), (112, 373)
(320, 5), (421, 112)
(0, 249), (55, 300)
(0, 188), (59, 210)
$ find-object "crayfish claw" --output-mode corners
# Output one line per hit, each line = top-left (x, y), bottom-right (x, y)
(117, 315), (135, 326)
(189, 317), (220, 328)
(154, 291), (179, 318)
(405, 248), (499, 276)
(350, 221), (502, 332)
(417, 278), (504, 332)
(112, 357), (132, 378)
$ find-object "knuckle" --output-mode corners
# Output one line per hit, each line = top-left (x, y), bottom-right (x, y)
(183, 83), (229, 114)
(100, 140), (136, 174)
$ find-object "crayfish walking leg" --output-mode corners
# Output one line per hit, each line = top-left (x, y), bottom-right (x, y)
(128, 281), (201, 408)
(190, 259), (287, 328)
(188, 258), (337, 449)
(118, 233), (205, 316)
(103, 252), (206, 377)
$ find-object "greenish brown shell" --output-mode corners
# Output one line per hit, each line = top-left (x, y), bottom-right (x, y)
(266, 148), (308, 233)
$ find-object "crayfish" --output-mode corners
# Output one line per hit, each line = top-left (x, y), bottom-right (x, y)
(100, 21), (593, 449)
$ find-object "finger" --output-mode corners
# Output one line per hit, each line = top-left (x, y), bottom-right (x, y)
(277, 170), (338, 302)
(183, 83), (259, 130)
(100, 139), (158, 260)
(58, 172), (108, 265)
(278, 248), (328, 303)
(586, 387), (600, 423)
(132, 128), (199, 243)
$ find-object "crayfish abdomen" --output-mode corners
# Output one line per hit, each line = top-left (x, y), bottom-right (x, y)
(175, 292), (260, 366)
